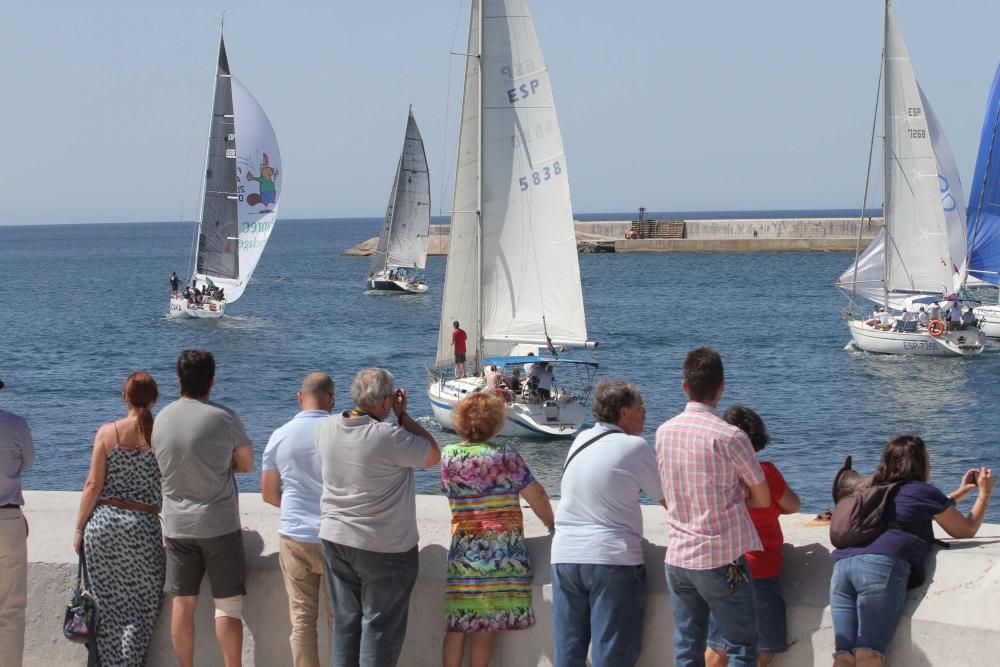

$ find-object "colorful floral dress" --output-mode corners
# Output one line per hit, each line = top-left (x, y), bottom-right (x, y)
(440, 441), (536, 633)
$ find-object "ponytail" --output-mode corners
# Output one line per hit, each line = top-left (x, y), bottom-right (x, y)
(123, 371), (159, 448)
(134, 405), (154, 448)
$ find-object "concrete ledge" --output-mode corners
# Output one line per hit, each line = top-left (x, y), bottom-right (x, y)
(614, 238), (869, 253)
(21, 491), (1000, 666)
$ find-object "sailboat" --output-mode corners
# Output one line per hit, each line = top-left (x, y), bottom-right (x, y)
(427, 0), (598, 438)
(967, 63), (1000, 337)
(366, 107), (431, 294)
(836, 1), (985, 356)
(169, 33), (281, 319)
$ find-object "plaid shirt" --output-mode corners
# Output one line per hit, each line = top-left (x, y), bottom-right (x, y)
(656, 402), (765, 570)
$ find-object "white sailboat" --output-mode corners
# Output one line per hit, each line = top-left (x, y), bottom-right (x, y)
(967, 63), (1000, 337)
(366, 107), (431, 294)
(837, 1), (985, 356)
(427, 0), (598, 438)
(169, 33), (282, 319)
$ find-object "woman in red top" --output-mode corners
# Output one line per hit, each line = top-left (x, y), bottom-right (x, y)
(706, 406), (801, 667)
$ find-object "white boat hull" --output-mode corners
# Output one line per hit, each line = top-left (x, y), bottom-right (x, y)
(168, 296), (226, 319)
(847, 320), (984, 356)
(973, 305), (1000, 338)
(428, 377), (587, 438)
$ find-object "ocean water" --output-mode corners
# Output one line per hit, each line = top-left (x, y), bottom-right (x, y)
(1, 217), (997, 521)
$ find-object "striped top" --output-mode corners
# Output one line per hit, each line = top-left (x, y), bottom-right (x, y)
(655, 402), (765, 570)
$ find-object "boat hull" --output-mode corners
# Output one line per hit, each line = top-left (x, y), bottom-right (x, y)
(973, 305), (1000, 338)
(168, 297), (226, 319)
(428, 377), (586, 438)
(366, 278), (429, 294)
(847, 320), (984, 356)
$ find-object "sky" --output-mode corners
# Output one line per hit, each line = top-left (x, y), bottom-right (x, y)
(3, 0), (999, 225)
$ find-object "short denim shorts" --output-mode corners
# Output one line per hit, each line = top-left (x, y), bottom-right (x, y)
(707, 576), (788, 655)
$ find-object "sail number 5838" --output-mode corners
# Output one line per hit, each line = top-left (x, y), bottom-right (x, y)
(519, 162), (562, 191)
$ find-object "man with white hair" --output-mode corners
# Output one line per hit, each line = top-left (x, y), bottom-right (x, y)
(0, 377), (34, 667)
(316, 368), (440, 667)
(262, 372), (336, 667)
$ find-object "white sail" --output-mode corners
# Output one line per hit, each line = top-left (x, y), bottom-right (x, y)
(436, 0), (587, 366)
(882, 5), (959, 296)
(436, 0), (482, 366)
(839, 4), (967, 307)
(372, 109), (431, 275)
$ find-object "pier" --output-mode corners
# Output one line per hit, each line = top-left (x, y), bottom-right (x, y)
(341, 217), (883, 256)
(21, 490), (998, 666)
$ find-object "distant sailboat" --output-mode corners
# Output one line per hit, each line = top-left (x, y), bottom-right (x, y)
(837, 1), (984, 356)
(366, 107), (431, 294)
(169, 33), (281, 319)
(427, 0), (598, 438)
(967, 63), (1000, 337)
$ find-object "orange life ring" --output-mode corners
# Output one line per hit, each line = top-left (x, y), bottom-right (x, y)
(928, 319), (945, 338)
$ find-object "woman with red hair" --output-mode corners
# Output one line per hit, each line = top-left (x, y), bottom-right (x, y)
(73, 371), (166, 667)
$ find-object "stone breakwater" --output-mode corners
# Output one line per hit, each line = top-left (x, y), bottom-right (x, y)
(341, 217), (883, 256)
(22, 490), (996, 666)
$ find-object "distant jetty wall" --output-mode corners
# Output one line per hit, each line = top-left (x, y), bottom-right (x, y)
(21, 491), (999, 666)
(342, 217), (883, 256)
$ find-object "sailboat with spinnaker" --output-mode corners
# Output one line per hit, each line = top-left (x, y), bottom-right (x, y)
(426, 0), (598, 438)
(836, 0), (984, 356)
(169, 32), (281, 319)
(366, 107), (431, 294)
(967, 62), (1000, 337)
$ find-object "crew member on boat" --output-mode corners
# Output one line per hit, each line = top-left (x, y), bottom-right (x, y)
(946, 302), (963, 331)
(536, 363), (555, 400)
(962, 308), (977, 329)
(451, 321), (467, 378)
(917, 307), (930, 327)
(170, 272), (180, 297)
(483, 364), (502, 392)
(927, 302), (942, 322)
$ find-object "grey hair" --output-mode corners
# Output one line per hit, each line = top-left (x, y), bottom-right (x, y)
(300, 371), (334, 397)
(591, 379), (641, 424)
(351, 368), (395, 409)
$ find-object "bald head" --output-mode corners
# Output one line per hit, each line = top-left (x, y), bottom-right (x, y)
(298, 372), (334, 412)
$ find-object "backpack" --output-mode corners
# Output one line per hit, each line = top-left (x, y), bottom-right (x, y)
(829, 481), (903, 548)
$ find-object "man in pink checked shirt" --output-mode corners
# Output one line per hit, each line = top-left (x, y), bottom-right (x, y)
(655, 348), (771, 667)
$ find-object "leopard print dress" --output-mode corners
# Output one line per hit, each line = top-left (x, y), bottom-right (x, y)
(83, 444), (165, 667)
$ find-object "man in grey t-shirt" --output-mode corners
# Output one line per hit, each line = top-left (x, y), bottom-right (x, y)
(152, 350), (253, 667)
(317, 368), (439, 667)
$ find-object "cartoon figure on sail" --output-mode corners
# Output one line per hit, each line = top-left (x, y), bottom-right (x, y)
(366, 107), (431, 294)
(836, 1), (985, 356)
(246, 152), (279, 212)
(169, 31), (282, 319)
(426, 0), (599, 438)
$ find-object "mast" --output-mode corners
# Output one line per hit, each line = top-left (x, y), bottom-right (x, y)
(475, 0), (484, 373)
(881, 0), (891, 309)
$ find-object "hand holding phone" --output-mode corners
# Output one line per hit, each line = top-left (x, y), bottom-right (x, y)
(393, 388), (408, 418)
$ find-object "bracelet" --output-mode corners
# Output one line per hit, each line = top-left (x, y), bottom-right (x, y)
(74, 529), (83, 534)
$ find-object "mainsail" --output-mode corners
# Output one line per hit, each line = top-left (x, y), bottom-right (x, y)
(192, 35), (281, 304)
(967, 62), (1000, 286)
(435, 0), (589, 367)
(370, 109), (431, 276)
(837, 3), (965, 305)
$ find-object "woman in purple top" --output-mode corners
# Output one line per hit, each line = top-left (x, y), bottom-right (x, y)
(829, 435), (994, 667)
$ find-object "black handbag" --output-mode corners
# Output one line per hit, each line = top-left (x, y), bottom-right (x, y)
(63, 552), (98, 645)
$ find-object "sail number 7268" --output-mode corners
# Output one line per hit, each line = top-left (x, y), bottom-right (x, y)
(519, 162), (562, 191)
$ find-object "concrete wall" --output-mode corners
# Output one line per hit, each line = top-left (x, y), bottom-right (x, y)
(22, 491), (1000, 666)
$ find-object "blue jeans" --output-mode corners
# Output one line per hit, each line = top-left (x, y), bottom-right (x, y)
(665, 557), (758, 666)
(551, 563), (647, 667)
(829, 554), (910, 657)
(707, 576), (787, 655)
(322, 540), (419, 667)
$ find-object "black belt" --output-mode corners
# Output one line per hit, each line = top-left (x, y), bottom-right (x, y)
(1, 503), (20, 509)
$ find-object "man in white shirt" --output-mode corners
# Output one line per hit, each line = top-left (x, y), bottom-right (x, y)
(961, 307), (977, 329)
(551, 380), (664, 667)
(927, 302), (942, 322)
(262, 372), (335, 667)
(917, 307), (930, 327)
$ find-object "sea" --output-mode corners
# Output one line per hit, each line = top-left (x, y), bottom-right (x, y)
(2, 211), (998, 522)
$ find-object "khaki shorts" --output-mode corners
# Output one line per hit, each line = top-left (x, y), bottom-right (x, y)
(164, 529), (246, 598)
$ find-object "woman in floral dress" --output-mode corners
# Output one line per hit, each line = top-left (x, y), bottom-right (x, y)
(440, 392), (554, 667)
(73, 372), (165, 667)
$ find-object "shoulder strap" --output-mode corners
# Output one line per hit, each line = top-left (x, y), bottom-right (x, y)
(563, 430), (615, 471)
(112, 421), (120, 444)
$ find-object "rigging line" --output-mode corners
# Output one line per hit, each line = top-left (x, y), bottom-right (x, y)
(849, 47), (884, 312)
(438, 0), (466, 218)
